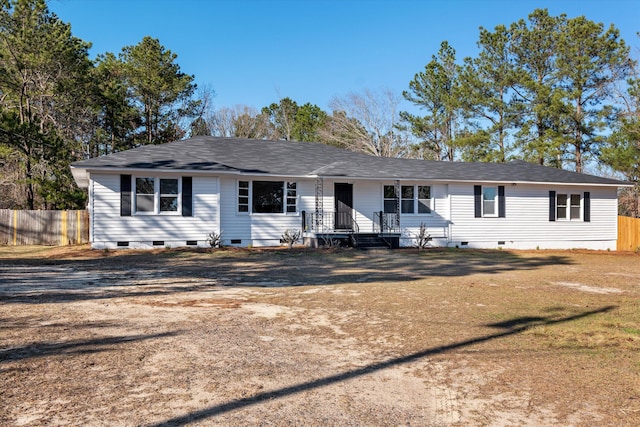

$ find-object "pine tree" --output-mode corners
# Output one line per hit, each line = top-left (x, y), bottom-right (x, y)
(401, 41), (462, 161)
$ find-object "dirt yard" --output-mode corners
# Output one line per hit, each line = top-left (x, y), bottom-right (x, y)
(1, 245), (639, 426)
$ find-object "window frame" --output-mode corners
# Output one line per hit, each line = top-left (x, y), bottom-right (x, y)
(237, 180), (250, 214)
(383, 185), (397, 214)
(133, 176), (182, 215)
(238, 179), (298, 215)
(556, 193), (582, 221)
(384, 184), (433, 215)
(482, 186), (498, 218)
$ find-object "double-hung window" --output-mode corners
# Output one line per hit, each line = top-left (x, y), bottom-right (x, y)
(401, 186), (414, 213)
(557, 193), (581, 220)
(159, 179), (179, 212)
(134, 177), (180, 214)
(238, 180), (297, 214)
(474, 185), (505, 218)
(385, 184), (433, 215)
(417, 186), (432, 214)
(383, 185), (398, 213)
(482, 186), (497, 217)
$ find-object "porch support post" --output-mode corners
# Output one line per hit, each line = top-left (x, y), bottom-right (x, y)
(315, 177), (323, 231)
(394, 179), (401, 231)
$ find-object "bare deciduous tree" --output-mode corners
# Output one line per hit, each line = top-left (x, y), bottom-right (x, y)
(207, 105), (272, 139)
(322, 88), (408, 157)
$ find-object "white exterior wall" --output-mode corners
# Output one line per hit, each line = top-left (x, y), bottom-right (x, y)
(395, 183), (451, 247)
(90, 173), (219, 249)
(219, 176), (311, 247)
(352, 180), (381, 232)
(89, 171), (620, 251)
(448, 183), (618, 250)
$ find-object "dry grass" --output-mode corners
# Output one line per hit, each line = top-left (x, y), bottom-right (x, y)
(1, 245), (639, 426)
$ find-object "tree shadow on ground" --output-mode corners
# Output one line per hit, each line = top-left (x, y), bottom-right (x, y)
(147, 305), (616, 427)
(0, 248), (575, 304)
(0, 330), (182, 363)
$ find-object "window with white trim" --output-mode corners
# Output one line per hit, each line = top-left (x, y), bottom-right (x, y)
(417, 186), (432, 214)
(159, 179), (178, 212)
(238, 181), (249, 213)
(238, 180), (297, 214)
(557, 193), (581, 220)
(134, 177), (180, 214)
(383, 185), (397, 213)
(401, 186), (414, 213)
(286, 182), (297, 213)
(385, 184), (433, 215)
(482, 186), (497, 217)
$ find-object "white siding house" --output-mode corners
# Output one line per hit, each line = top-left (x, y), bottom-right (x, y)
(71, 137), (629, 250)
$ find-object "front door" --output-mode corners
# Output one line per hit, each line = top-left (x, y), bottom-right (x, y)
(335, 183), (353, 230)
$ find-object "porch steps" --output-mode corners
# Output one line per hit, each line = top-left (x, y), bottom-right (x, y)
(355, 233), (391, 249)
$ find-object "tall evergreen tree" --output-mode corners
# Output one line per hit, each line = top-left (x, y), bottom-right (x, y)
(0, 0), (91, 209)
(459, 25), (519, 163)
(510, 9), (565, 166)
(292, 102), (327, 142)
(401, 42), (462, 161)
(120, 36), (199, 146)
(91, 52), (139, 155)
(555, 16), (631, 172)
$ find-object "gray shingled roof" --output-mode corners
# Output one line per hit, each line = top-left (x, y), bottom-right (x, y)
(71, 136), (628, 186)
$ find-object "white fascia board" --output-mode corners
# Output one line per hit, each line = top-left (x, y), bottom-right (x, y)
(314, 175), (630, 188)
(77, 166), (319, 181)
(74, 166), (631, 188)
(70, 166), (90, 188)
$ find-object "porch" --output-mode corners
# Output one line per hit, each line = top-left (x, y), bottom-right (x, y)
(301, 211), (401, 249)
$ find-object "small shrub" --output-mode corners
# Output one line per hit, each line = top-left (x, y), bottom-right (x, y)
(281, 229), (301, 249)
(415, 223), (432, 250)
(321, 235), (340, 248)
(206, 231), (223, 248)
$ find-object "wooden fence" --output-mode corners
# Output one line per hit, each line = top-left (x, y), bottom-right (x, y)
(0, 209), (89, 246)
(617, 215), (640, 251)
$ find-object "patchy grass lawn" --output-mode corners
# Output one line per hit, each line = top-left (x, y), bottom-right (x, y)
(1, 245), (639, 426)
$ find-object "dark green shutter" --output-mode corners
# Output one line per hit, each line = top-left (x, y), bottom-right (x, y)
(498, 186), (505, 218)
(121, 175), (131, 216)
(474, 185), (482, 218)
(583, 192), (590, 222)
(549, 191), (556, 222)
(182, 177), (193, 217)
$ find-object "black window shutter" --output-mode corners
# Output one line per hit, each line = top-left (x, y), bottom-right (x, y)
(549, 190), (556, 222)
(498, 185), (505, 218)
(474, 185), (482, 218)
(121, 174), (131, 216)
(583, 191), (590, 222)
(182, 176), (193, 217)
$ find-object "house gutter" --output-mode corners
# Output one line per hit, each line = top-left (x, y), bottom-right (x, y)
(71, 166), (632, 189)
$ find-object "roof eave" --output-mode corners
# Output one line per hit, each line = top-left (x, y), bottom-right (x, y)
(70, 166), (89, 188)
(72, 166), (631, 188)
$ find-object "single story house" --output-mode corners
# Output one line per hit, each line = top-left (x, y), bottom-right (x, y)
(71, 136), (629, 250)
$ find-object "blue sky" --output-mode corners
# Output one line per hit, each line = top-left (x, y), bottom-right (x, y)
(49, 0), (639, 112)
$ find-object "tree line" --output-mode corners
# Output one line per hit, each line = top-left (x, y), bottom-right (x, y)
(0, 1), (638, 215)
